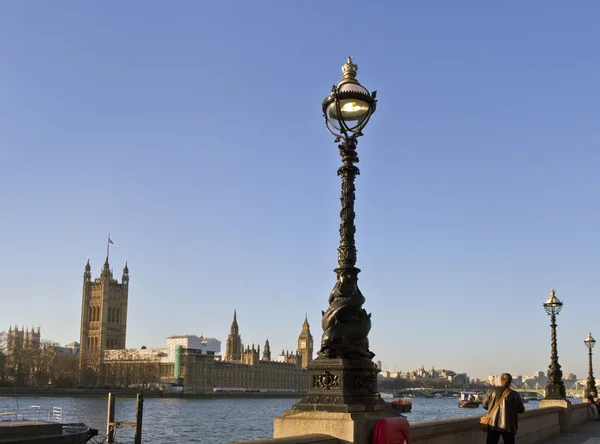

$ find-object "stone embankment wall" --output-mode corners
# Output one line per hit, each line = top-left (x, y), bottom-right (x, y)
(231, 435), (338, 444)
(410, 403), (588, 444)
(236, 403), (590, 444)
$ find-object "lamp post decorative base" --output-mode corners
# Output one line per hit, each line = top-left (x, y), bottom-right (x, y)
(292, 357), (389, 413)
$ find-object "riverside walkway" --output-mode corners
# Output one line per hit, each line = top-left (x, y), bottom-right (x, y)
(544, 420), (600, 443)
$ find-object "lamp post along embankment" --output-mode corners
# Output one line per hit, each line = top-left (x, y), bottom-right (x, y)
(273, 58), (403, 444)
(585, 332), (596, 396)
(539, 288), (572, 433)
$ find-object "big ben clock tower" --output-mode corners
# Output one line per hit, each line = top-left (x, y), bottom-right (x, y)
(297, 314), (313, 369)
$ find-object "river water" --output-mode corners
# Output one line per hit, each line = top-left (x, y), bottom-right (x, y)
(0, 395), (579, 443)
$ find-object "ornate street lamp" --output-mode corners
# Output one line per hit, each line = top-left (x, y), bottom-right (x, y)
(293, 57), (380, 412)
(543, 288), (566, 400)
(585, 332), (596, 395)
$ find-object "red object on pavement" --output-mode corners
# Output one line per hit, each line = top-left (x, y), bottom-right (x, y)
(372, 416), (410, 444)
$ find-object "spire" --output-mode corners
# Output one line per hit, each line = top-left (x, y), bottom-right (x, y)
(302, 313), (310, 331)
(262, 339), (271, 361)
(230, 309), (239, 335)
(123, 261), (129, 274)
(84, 258), (91, 279)
(101, 256), (111, 278)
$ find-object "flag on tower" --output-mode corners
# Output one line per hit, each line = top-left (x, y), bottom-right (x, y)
(108, 237), (114, 244)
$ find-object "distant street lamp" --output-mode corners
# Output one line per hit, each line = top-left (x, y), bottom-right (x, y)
(543, 289), (566, 400)
(294, 57), (379, 412)
(584, 332), (597, 395)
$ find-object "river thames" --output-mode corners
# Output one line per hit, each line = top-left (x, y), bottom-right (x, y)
(0, 395), (578, 443)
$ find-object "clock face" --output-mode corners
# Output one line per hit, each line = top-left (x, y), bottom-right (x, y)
(300, 341), (306, 348)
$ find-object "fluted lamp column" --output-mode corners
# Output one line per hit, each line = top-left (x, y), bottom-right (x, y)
(543, 289), (566, 400)
(585, 332), (597, 396)
(292, 57), (383, 413)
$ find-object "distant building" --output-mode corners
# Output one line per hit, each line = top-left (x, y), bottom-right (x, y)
(75, 256), (309, 392)
(166, 335), (221, 359)
(7, 326), (40, 353)
(79, 258), (129, 374)
(276, 349), (301, 364)
(225, 310), (242, 361)
(262, 339), (271, 361)
(453, 373), (469, 385)
(224, 312), (312, 370)
(376, 366), (469, 385)
(55, 341), (80, 356)
(376, 361), (382, 370)
(4, 326), (41, 386)
(104, 319), (308, 394)
(297, 315), (313, 369)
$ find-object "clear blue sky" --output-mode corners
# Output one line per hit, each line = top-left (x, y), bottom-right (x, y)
(1, 1), (599, 380)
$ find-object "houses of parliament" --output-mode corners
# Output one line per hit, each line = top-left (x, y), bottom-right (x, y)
(79, 257), (312, 393)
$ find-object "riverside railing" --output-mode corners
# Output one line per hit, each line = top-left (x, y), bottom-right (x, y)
(0, 405), (63, 423)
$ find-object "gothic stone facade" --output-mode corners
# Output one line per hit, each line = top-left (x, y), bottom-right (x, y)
(79, 258), (129, 373)
(7, 326), (40, 354)
(213, 360), (307, 392)
(102, 347), (307, 394)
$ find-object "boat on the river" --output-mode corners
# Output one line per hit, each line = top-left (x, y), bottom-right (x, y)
(0, 406), (97, 443)
(458, 392), (481, 408)
(380, 392), (394, 399)
(387, 397), (412, 413)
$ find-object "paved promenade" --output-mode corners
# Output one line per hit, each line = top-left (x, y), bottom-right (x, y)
(544, 420), (600, 443)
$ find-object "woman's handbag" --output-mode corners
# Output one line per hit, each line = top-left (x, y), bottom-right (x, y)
(479, 389), (511, 432)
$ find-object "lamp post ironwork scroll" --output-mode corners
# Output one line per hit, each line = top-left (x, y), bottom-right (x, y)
(543, 288), (566, 400)
(293, 57), (382, 412)
(585, 332), (597, 395)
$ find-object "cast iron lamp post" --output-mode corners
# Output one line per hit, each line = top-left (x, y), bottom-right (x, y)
(543, 288), (566, 400)
(293, 57), (381, 412)
(585, 332), (597, 395)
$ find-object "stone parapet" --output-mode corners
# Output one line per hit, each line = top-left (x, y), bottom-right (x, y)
(570, 402), (590, 427)
(231, 435), (338, 444)
(243, 403), (591, 444)
(410, 406), (564, 444)
(539, 399), (571, 433)
(274, 410), (400, 444)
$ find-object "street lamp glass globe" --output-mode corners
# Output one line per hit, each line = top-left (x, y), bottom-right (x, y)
(325, 98), (371, 132)
(543, 289), (563, 315)
(323, 57), (376, 139)
(585, 332), (596, 349)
